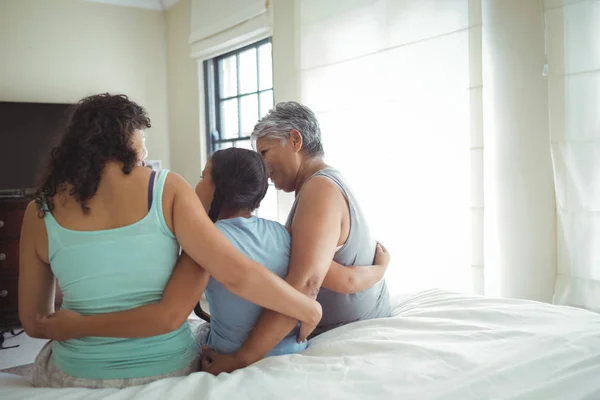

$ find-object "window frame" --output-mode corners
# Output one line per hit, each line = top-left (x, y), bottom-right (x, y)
(203, 37), (272, 155)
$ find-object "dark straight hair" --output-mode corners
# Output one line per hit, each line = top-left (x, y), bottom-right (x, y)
(207, 148), (269, 222)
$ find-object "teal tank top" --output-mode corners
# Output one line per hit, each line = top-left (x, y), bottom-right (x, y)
(45, 169), (198, 379)
(205, 216), (307, 356)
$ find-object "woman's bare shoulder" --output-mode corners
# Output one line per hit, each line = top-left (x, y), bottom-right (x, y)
(161, 171), (196, 232)
(298, 175), (344, 204)
(162, 171), (193, 199)
(22, 200), (50, 262)
(24, 200), (44, 223)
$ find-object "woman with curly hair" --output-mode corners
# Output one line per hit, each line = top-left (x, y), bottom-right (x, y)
(18, 93), (321, 388)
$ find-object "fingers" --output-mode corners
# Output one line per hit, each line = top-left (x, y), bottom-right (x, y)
(297, 323), (311, 343)
(35, 315), (46, 332)
(376, 242), (388, 253)
(202, 346), (217, 360)
(36, 313), (55, 321)
(201, 346), (212, 372)
(201, 345), (218, 367)
(201, 346), (220, 375)
(201, 357), (212, 372)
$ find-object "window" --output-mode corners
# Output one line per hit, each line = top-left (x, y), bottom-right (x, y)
(204, 38), (278, 221)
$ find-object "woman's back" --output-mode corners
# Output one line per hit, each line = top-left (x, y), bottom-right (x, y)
(45, 167), (197, 379)
(205, 216), (307, 356)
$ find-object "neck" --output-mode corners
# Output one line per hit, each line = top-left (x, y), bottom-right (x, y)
(96, 161), (129, 192)
(218, 208), (253, 221)
(103, 161), (125, 175)
(294, 157), (327, 195)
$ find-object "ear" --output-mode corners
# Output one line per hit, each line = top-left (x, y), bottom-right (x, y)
(289, 129), (303, 153)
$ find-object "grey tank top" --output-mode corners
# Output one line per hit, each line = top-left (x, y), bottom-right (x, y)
(286, 167), (391, 335)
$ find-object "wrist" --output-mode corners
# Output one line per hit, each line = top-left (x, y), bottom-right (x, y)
(235, 348), (260, 367)
(310, 300), (322, 327)
(374, 264), (386, 279)
(76, 315), (91, 337)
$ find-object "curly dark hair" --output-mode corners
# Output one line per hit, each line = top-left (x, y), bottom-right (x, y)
(35, 93), (151, 215)
(207, 148), (269, 222)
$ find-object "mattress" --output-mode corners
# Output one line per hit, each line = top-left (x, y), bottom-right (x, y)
(2, 289), (600, 399)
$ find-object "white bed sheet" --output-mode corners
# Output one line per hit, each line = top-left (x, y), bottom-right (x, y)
(2, 289), (600, 400)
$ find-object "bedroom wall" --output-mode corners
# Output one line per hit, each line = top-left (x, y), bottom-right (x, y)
(166, 0), (202, 183)
(0, 0), (171, 167)
(190, 0), (264, 44)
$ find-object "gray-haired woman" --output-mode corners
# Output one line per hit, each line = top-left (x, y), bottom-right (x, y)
(203, 101), (391, 374)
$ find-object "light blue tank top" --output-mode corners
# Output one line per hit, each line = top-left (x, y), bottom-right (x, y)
(45, 169), (198, 379)
(205, 216), (307, 356)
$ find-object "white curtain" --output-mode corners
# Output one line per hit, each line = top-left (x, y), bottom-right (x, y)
(546, 0), (600, 312)
(481, 0), (557, 302)
(298, 0), (482, 295)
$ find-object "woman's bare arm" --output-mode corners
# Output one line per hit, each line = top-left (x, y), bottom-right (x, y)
(19, 202), (55, 339)
(283, 224), (390, 295)
(36, 252), (209, 340)
(322, 243), (390, 294)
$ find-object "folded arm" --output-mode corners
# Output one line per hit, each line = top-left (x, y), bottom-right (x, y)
(281, 210), (390, 297)
(323, 245), (389, 295)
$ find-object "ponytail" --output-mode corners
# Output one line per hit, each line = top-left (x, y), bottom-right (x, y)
(208, 188), (222, 222)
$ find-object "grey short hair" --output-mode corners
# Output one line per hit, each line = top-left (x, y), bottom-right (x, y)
(251, 101), (324, 157)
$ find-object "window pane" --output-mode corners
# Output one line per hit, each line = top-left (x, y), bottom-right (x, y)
(235, 140), (253, 150)
(238, 48), (258, 94)
(215, 141), (233, 151)
(258, 43), (273, 90)
(257, 184), (278, 221)
(219, 56), (237, 98)
(259, 90), (274, 117)
(220, 99), (239, 140)
(240, 94), (259, 136)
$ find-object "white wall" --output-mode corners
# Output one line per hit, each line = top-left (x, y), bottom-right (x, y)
(190, 0), (264, 43)
(0, 0), (171, 167)
(166, 0), (202, 183)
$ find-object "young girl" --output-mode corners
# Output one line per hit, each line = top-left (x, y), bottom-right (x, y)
(37, 148), (389, 362)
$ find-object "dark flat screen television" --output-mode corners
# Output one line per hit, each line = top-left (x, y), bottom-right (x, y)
(0, 101), (72, 193)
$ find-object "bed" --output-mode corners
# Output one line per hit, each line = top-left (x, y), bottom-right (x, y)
(2, 289), (600, 399)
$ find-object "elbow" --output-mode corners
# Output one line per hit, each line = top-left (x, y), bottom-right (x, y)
(158, 307), (187, 334)
(27, 331), (47, 339)
(222, 267), (250, 297)
(299, 275), (321, 299)
(338, 275), (358, 295)
(221, 259), (255, 296)
(20, 319), (45, 339)
(164, 315), (181, 333)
